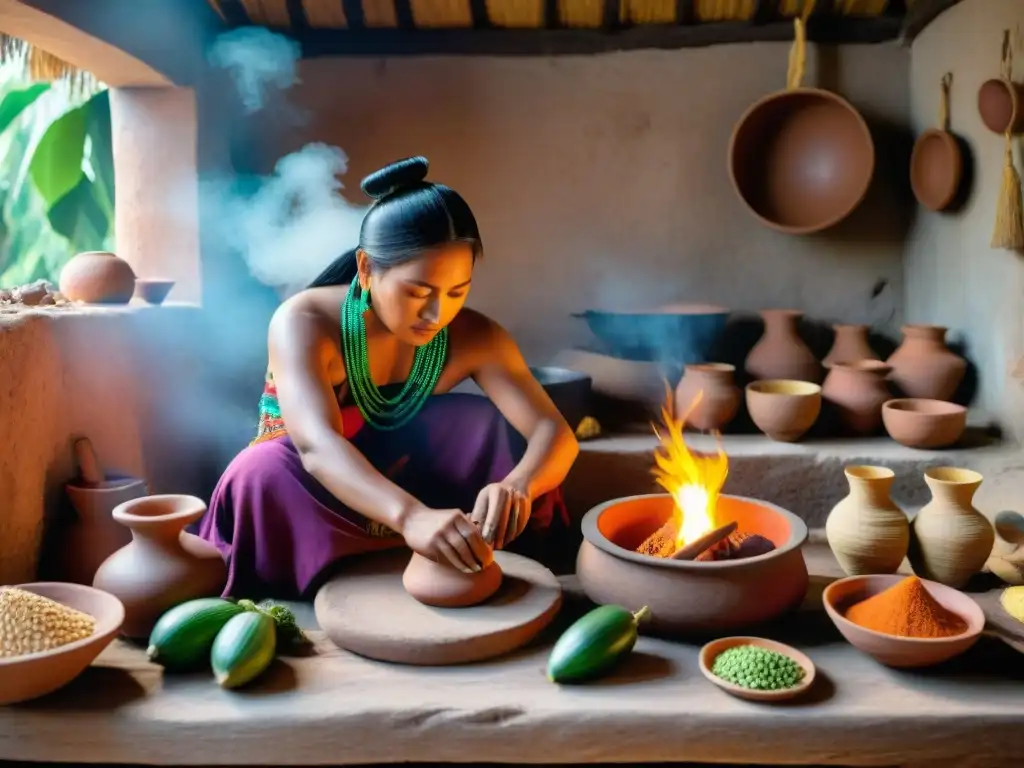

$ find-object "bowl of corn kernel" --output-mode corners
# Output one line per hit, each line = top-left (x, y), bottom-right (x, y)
(0, 582), (124, 705)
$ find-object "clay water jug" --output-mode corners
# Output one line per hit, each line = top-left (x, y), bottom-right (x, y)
(826, 466), (909, 576)
(886, 325), (966, 401)
(674, 363), (740, 431)
(821, 360), (892, 436)
(823, 324), (878, 368)
(92, 494), (227, 637)
(909, 468), (994, 588)
(745, 309), (821, 383)
(59, 477), (148, 585)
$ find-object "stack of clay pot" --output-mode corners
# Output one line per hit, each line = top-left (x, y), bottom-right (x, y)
(826, 464), (994, 589)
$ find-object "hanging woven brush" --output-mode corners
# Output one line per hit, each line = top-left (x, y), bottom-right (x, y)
(992, 29), (1024, 251)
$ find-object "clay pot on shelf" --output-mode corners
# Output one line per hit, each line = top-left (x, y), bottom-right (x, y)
(978, 78), (1024, 135)
(403, 552), (503, 608)
(745, 380), (821, 442)
(58, 477), (148, 585)
(745, 309), (821, 383)
(822, 324), (878, 368)
(674, 363), (740, 432)
(826, 466), (910, 576)
(58, 252), (137, 304)
(821, 360), (892, 436)
(92, 494), (227, 638)
(881, 398), (967, 450)
(909, 467), (994, 588)
(885, 325), (966, 401)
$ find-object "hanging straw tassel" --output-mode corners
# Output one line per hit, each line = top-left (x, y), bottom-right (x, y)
(992, 30), (1024, 250)
(785, 0), (815, 91)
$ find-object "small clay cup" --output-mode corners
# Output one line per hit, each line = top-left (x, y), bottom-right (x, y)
(134, 279), (176, 305)
(746, 380), (822, 442)
(823, 574), (984, 668)
(978, 78), (1024, 135)
(881, 398), (966, 449)
(0, 582), (124, 705)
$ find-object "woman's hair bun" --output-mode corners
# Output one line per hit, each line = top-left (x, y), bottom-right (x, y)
(361, 156), (430, 200)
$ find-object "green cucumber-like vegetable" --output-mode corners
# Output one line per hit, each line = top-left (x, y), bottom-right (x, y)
(547, 604), (651, 683)
(211, 610), (277, 689)
(147, 598), (246, 671)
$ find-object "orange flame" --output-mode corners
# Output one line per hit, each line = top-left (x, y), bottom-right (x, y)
(651, 385), (729, 549)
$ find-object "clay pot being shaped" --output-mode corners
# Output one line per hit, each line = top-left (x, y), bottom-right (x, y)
(745, 380), (821, 442)
(909, 468), (994, 589)
(823, 324), (878, 368)
(826, 466), (909, 576)
(58, 251), (137, 304)
(58, 477), (148, 585)
(92, 494), (227, 638)
(745, 310), (821, 383)
(674, 363), (740, 432)
(403, 552), (503, 608)
(821, 360), (892, 436)
(885, 325), (966, 401)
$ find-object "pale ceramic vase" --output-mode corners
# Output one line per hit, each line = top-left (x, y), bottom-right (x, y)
(674, 363), (740, 431)
(92, 494), (227, 638)
(59, 477), (148, 585)
(745, 309), (821, 383)
(826, 466), (910, 576)
(821, 360), (892, 436)
(909, 468), (994, 588)
(886, 325), (966, 401)
(823, 324), (879, 368)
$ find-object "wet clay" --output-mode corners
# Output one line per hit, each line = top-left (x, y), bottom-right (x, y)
(403, 552), (503, 608)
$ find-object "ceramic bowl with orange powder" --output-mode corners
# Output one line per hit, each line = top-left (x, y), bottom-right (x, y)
(823, 574), (985, 668)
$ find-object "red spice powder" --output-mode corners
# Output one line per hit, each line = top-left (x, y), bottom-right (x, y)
(636, 520), (677, 558)
(843, 576), (968, 638)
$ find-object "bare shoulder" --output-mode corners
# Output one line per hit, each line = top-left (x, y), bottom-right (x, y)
(449, 308), (515, 350)
(268, 286), (346, 360)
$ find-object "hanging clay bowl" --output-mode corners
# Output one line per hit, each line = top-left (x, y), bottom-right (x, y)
(978, 78), (1024, 135)
(59, 251), (137, 304)
(728, 18), (875, 234)
(911, 73), (964, 212)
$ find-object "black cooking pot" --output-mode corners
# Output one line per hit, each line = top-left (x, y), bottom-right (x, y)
(530, 366), (592, 431)
(573, 305), (730, 363)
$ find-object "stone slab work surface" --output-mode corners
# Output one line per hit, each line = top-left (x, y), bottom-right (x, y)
(1, 542), (1022, 767)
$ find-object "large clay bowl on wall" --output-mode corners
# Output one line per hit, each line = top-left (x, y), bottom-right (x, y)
(577, 494), (809, 636)
(728, 88), (875, 234)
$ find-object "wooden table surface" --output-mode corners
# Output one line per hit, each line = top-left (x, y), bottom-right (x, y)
(1, 536), (1022, 767)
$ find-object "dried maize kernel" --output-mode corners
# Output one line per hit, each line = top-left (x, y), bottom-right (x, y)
(0, 586), (96, 657)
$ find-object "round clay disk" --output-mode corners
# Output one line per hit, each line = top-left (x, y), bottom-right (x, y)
(314, 549), (562, 666)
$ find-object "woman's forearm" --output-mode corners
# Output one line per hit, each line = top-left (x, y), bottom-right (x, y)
(503, 418), (580, 498)
(298, 432), (420, 532)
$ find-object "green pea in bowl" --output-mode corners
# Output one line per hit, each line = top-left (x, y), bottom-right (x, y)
(699, 636), (816, 702)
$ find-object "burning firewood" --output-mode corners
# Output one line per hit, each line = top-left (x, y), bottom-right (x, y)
(695, 532), (776, 562)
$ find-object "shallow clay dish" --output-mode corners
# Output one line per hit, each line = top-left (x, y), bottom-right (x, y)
(699, 636), (816, 702)
(910, 128), (963, 212)
(823, 574), (984, 668)
(978, 78), (1024, 135)
(134, 279), (175, 305)
(746, 379), (822, 442)
(881, 398), (966, 449)
(0, 582), (124, 705)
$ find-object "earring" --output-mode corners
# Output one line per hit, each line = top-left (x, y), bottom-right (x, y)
(359, 282), (371, 311)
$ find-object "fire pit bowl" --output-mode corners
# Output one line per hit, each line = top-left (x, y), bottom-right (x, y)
(577, 493), (809, 636)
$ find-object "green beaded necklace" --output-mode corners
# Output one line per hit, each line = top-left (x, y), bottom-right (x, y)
(340, 280), (448, 431)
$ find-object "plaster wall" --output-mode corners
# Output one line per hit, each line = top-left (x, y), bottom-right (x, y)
(906, 0), (1024, 438)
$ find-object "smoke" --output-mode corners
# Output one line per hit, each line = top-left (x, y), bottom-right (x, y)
(208, 27), (302, 115)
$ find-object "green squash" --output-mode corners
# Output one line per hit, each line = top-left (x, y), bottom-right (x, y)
(547, 604), (650, 683)
(147, 598), (246, 672)
(211, 610), (277, 689)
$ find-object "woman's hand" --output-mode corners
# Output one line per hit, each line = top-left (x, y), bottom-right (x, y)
(399, 505), (493, 573)
(471, 481), (532, 550)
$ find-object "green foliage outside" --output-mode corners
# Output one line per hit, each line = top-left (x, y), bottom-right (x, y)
(0, 63), (115, 288)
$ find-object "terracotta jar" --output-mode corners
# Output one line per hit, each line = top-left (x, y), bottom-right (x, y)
(92, 494), (227, 638)
(909, 468), (994, 588)
(745, 309), (821, 383)
(886, 325), (966, 401)
(674, 363), (740, 431)
(821, 360), (892, 436)
(826, 466), (909, 576)
(58, 251), (137, 304)
(823, 324), (878, 368)
(58, 477), (148, 585)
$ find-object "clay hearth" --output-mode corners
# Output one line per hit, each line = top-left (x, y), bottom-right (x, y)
(577, 493), (809, 636)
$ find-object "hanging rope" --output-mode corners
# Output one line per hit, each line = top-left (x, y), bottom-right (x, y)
(786, 0), (817, 91)
(992, 28), (1024, 250)
(938, 72), (952, 131)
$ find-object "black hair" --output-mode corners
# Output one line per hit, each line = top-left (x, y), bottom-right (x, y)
(308, 156), (482, 289)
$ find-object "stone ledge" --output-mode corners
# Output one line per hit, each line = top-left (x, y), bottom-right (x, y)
(564, 430), (1024, 529)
